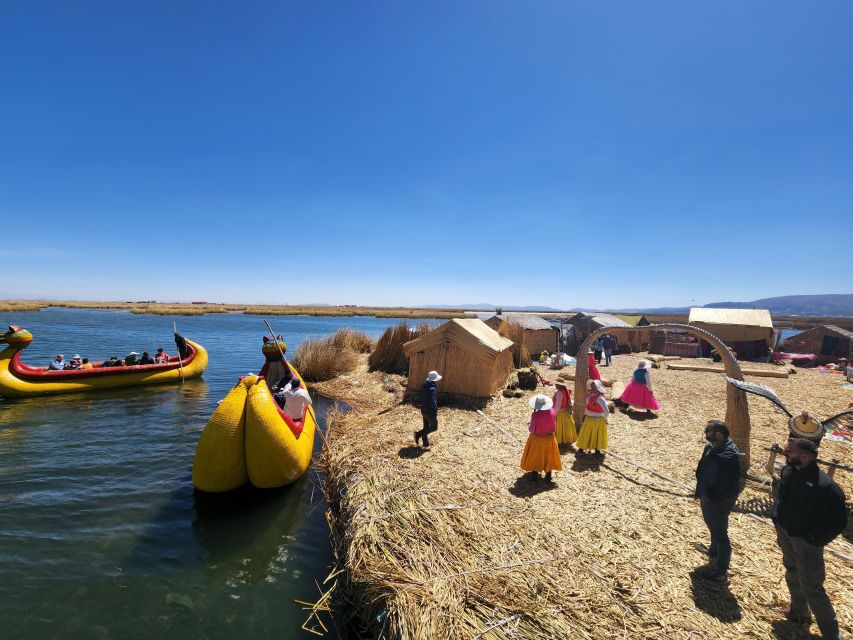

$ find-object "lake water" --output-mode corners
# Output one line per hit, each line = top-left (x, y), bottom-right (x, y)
(0, 308), (434, 639)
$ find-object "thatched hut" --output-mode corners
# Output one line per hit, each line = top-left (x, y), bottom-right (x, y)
(781, 325), (852, 365)
(612, 314), (651, 352)
(403, 319), (514, 399)
(688, 307), (777, 360)
(484, 313), (559, 356)
(555, 312), (632, 355)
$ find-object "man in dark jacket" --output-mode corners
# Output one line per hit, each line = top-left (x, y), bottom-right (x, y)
(601, 334), (616, 366)
(414, 370), (441, 447)
(773, 438), (847, 639)
(695, 420), (742, 581)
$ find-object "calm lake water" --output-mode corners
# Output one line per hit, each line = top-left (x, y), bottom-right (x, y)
(0, 308), (434, 640)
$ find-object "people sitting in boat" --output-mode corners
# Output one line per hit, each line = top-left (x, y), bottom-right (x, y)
(138, 351), (155, 365)
(80, 358), (94, 370)
(65, 354), (83, 370)
(277, 378), (313, 421)
(124, 352), (140, 366)
(155, 347), (169, 363)
(102, 356), (120, 367)
(48, 354), (65, 370)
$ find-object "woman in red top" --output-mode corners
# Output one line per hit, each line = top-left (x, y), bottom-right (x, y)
(520, 393), (563, 483)
(552, 381), (577, 446)
(587, 350), (601, 381)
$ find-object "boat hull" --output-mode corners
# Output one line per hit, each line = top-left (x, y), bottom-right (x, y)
(0, 339), (208, 398)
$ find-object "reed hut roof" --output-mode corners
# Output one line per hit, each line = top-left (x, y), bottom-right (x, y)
(484, 313), (556, 331)
(688, 307), (773, 328)
(823, 325), (853, 340)
(612, 314), (650, 327)
(403, 319), (513, 364)
(564, 312), (632, 329)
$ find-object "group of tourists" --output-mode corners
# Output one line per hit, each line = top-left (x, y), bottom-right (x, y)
(47, 348), (171, 370)
(593, 333), (617, 366)
(696, 421), (847, 639)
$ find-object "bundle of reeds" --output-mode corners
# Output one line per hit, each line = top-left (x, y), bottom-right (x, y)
(367, 322), (430, 374)
(330, 328), (374, 354)
(292, 337), (359, 382)
(498, 320), (532, 368)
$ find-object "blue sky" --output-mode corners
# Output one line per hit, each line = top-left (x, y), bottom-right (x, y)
(1, 1), (850, 308)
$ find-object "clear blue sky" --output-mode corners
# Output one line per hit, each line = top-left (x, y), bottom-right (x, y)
(1, 1), (850, 308)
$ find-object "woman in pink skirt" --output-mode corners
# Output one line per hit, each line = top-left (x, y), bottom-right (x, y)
(619, 360), (661, 414)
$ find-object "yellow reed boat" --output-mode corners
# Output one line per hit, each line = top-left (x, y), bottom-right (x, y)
(0, 325), (208, 398)
(192, 337), (316, 492)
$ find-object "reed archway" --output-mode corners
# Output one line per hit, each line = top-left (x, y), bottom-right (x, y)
(572, 324), (751, 470)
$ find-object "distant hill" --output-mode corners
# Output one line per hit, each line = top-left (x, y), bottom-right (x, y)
(420, 304), (561, 312)
(703, 294), (853, 317)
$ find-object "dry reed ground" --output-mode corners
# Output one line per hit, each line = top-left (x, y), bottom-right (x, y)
(319, 353), (853, 640)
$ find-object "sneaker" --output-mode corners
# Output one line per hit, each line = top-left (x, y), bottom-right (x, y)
(699, 567), (727, 582)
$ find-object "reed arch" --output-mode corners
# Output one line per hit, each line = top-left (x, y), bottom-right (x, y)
(572, 324), (751, 470)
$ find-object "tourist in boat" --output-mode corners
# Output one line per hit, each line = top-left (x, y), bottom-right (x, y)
(124, 352), (140, 366)
(80, 358), (94, 370)
(552, 380), (576, 447)
(155, 347), (169, 363)
(577, 380), (609, 456)
(619, 360), (661, 415)
(415, 370), (441, 448)
(278, 377), (312, 422)
(48, 354), (65, 370)
(587, 350), (601, 381)
(520, 393), (562, 483)
(102, 356), (120, 368)
(65, 354), (83, 370)
(138, 351), (155, 365)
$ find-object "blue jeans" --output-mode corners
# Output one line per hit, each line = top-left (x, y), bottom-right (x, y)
(604, 349), (612, 365)
(700, 496), (736, 574)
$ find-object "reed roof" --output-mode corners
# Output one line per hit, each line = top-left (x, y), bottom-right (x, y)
(612, 314), (650, 327)
(688, 307), (773, 329)
(403, 319), (513, 364)
(485, 313), (556, 331)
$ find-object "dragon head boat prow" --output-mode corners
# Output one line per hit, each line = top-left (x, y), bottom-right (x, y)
(1, 325), (33, 348)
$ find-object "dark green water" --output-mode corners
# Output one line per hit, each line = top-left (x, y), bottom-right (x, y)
(0, 308), (425, 639)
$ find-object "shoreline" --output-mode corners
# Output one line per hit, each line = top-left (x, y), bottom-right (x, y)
(315, 354), (853, 638)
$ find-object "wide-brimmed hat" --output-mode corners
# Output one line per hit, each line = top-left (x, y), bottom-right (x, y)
(72, 354), (81, 359)
(128, 351), (139, 356)
(529, 393), (554, 411)
(426, 371), (442, 382)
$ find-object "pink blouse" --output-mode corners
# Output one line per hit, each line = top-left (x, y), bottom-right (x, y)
(528, 408), (557, 435)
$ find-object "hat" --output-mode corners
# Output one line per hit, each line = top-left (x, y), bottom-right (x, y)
(128, 351), (139, 356)
(72, 354), (81, 359)
(554, 379), (568, 387)
(588, 380), (605, 394)
(426, 371), (442, 382)
(529, 393), (554, 411)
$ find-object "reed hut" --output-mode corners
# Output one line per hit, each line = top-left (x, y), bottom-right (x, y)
(612, 314), (651, 352)
(403, 319), (514, 399)
(781, 325), (853, 365)
(555, 312), (632, 355)
(484, 313), (559, 355)
(688, 307), (777, 360)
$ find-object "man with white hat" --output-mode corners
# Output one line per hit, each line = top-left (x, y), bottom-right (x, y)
(124, 351), (140, 366)
(415, 370), (442, 447)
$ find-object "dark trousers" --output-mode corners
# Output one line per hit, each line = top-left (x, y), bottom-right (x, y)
(594, 349), (602, 364)
(700, 496), (736, 574)
(776, 526), (839, 639)
(416, 412), (438, 445)
(604, 349), (613, 366)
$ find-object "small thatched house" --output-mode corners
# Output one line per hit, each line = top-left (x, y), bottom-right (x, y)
(484, 313), (559, 355)
(612, 314), (652, 352)
(781, 325), (852, 365)
(688, 307), (777, 360)
(403, 319), (514, 399)
(555, 313), (632, 355)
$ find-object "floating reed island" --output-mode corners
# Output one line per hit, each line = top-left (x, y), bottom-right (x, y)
(315, 329), (853, 638)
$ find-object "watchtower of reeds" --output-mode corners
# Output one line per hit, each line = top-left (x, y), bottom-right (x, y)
(573, 323), (752, 471)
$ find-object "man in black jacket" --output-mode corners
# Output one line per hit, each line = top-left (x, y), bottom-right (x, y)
(695, 420), (742, 581)
(414, 370), (441, 447)
(773, 438), (847, 639)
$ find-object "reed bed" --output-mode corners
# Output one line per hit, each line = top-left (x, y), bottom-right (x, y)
(330, 328), (375, 354)
(0, 300), (45, 312)
(320, 353), (853, 639)
(292, 329), (377, 382)
(368, 322), (431, 375)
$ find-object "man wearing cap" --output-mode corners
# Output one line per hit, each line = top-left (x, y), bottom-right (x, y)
(773, 438), (847, 639)
(695, 420), (742, 581)
(124, 352), (140, 366)
(138, 351), (155, 365)
(415, 371), (441, 448)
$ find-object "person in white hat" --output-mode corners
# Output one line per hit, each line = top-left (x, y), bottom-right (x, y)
(577, 379), (609, 456)
(520, 393), (562, 483)
(415, 370), (442, 447)
(618, 359), (660, 415)
(124, 351), (140, 366)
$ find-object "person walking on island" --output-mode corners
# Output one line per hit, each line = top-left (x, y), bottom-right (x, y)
(773, 438), (847, 639)
(602, 334), (615, 366)
(619, 360), (661, 415)
(415, 370), (441, 448)
(593, 336), (604, 365)
(520, 393), (562, 483)
(552, 380), (577, 447)
(576, 379), (609, 457)
(695, 420), (742, 582)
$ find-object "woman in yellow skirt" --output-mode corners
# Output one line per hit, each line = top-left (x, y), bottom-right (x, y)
(577, 379), (609, 457)
(520, 393), (562, 483)
(552, 381), (577, 447)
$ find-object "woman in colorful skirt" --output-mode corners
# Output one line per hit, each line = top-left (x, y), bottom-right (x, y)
(587, 350), (601, 381)
(520, 393), (562, 483)
(552, 381), (577, 446)
(577, 379), (609, 456)
(619, 359), (661, 415)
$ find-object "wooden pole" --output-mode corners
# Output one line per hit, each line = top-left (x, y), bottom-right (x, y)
(173, 321), (185, 385)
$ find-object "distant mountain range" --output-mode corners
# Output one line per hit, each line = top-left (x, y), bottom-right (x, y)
(420, 303), (562, 312)
(585, 294), (853, 318)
